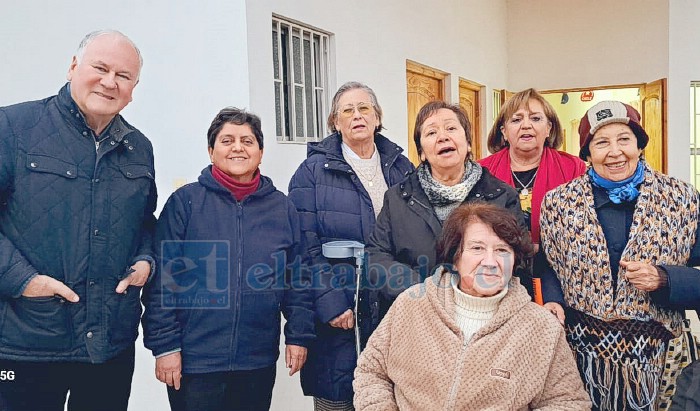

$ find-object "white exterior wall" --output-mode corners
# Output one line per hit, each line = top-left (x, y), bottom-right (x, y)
(668, 0), (700, 181)
(247, 0), (510, 189)
(0, 1), (251, 212)
(507, 0), (668, 91)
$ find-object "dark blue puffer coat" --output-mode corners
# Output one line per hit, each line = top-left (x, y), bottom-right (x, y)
(142, 167), (314, 373)
(288, 132), (413, 401)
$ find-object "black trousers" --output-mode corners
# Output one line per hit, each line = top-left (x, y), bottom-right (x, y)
(167, 365), (276, 411)
(0, 346), (135, 411)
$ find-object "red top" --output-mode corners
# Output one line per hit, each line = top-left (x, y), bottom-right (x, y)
(479, 146), (586, 243)
(211, 165), (260, 202)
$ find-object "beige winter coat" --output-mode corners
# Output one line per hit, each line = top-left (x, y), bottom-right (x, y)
(354, 267), (591, 410)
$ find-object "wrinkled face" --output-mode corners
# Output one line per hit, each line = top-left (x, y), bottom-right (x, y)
(455, 220), (514, 297)
(334, 88), (379, 146)
(208, 123), (263, 183)
(67, 34), (140, 130)
(419, 108), (470, 174)
(501, 99), (552, 154)
(587, 123), (642, 181)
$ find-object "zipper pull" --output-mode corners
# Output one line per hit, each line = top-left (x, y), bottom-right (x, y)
(95, 141), (100, 152)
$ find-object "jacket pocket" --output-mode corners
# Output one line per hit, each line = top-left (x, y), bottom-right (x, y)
(119, 163), (154, 180)
(0, 296), (73, 351)
(26, 154), (78, 178)
(105, 288), (142, 346)
(117, 163), (155, 208)
(239, 290), (282, 359)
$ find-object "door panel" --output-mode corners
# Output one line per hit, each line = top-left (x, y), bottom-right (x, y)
(639, 79), (666, 173)
(406, 60), (446, 165)
(459, 79), (482, 160)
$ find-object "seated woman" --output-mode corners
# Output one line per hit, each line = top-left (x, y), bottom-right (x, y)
(142, 108), (314, 411)
(367, 100), (524, 324)
(354, 203), (590, 410)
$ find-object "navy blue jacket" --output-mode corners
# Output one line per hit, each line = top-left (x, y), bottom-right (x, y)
(288, 132), (413, 401)
(0, 84), (157, 363)
(142, 167), (314, 373)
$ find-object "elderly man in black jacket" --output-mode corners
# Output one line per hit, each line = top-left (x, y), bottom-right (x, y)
(0, 30), (156, 411)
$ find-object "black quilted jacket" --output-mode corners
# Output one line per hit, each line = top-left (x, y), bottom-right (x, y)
(0, 84), (157, 363)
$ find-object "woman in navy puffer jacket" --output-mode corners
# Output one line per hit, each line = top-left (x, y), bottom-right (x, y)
(143, 108), (314, 411)
(288, 82), (413, 410)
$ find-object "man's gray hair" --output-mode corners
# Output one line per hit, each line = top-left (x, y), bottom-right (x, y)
(75, 29), (143, 71)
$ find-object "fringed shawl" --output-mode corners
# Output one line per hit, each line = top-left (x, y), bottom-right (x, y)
(540, 161), (698, 335)
(540, 161), (700, 410)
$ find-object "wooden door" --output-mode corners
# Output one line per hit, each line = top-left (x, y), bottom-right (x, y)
(639, 79), (667, 173)
(406, 60), (446, 165)
(459, 78), (483, 160)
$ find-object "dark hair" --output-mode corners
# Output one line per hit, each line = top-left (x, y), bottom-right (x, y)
(413, 101), (472, 162)
(486, 88), (563, 154)
(207, 107), (264, 149)
(327, 81), (384, 134)
(436, 203), (533, 272)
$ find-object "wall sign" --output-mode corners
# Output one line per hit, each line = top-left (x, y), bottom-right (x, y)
(580, 91), (594, 102)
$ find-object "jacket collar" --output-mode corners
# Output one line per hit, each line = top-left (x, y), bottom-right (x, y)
(428, 266), (532, 339)
(307, 132), (405, 171)
(57, 83), (133, 143)
(198, 165), (275, 199)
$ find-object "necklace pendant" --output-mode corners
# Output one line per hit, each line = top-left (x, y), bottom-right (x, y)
(521, 188), (529, 196)
(368, 181), (374, 187)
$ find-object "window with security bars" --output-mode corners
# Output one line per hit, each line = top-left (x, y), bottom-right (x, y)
(272, 16), (331, 143)
(692, 81), (700, 189)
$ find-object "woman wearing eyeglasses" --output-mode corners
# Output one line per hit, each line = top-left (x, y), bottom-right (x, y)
(288, 81), (413, 410)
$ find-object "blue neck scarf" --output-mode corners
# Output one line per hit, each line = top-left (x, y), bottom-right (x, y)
(588, 161), (645, 204)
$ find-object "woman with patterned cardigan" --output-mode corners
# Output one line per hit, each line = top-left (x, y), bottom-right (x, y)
(540, 101), (700, 410)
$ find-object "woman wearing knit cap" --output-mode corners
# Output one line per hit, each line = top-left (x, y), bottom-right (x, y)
(539, 100), (700, 410)
(366, 100), (525, 330)
(143, 108), (314, 411)
(354, 202), (591, 410)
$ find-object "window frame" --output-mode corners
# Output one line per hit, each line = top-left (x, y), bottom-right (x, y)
(272, 16), (331, 144)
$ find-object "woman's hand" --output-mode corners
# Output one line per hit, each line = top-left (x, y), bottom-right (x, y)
(285, 344), (308, 376)
(329, 309), (354, 329)
(543, 302), (565, 325)
(155, 352), (182, 390)
(620, 260), (667, 292)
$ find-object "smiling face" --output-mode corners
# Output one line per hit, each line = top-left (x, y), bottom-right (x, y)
(419, 108), (471, 178)
(67, 34), (140, 134)
(501, 99), (552, 156)
(333, 88), (379, 147)
(587, 123), (642, 181)
(208, 122), (263, 183)
(455, 219), (514, 297)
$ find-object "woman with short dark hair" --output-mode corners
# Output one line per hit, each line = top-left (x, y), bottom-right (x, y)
(143, 107), (314, 411)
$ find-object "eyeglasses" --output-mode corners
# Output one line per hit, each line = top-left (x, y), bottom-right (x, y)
(338, 102), (374, 118)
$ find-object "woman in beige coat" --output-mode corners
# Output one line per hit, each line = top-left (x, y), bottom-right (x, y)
(354, 203), (590, 410)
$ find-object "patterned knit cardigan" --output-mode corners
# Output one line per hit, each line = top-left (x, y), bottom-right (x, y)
(540, 162), (699, 336)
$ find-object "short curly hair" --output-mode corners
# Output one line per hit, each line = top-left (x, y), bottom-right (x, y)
(436, 203), (533, 273)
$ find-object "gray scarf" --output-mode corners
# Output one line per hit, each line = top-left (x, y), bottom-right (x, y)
(417, 160), (483, 223)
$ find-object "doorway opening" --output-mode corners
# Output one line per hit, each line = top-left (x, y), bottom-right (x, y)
(540, 79), (666, 172)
